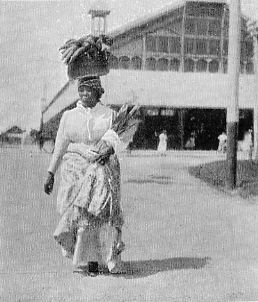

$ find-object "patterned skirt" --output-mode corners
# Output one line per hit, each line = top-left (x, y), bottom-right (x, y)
(53, 145), (124, 272)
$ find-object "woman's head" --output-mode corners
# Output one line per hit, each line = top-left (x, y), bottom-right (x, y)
(77, 76), (105, 108)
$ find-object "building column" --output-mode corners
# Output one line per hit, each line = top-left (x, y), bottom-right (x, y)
(142, 34), (147, 70)
(219, 4), (226, 73)
(180, 4), (186, 72)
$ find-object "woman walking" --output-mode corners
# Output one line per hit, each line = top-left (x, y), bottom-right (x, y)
(44, 76), (124, 275)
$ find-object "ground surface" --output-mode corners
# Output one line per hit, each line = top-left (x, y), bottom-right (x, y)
(1, 147), (258, 302)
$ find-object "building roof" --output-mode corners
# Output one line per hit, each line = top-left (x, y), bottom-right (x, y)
(109, 0), (227, 38)
(43, 70), (257, 125)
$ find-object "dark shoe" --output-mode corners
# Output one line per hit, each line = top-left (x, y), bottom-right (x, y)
(88, 261), (99, 275)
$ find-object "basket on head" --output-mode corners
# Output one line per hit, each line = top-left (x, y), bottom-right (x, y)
(67, 52), (110, 80)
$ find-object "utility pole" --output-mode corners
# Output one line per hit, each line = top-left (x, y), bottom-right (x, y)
(253, 36), (258, 161)
(226, 0), (241, 189)
(247, 19), (258, 161)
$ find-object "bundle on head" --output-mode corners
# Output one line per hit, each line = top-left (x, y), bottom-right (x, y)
(59, 34), (113, 65)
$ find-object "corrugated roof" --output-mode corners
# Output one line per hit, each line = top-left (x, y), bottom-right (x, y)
(109, 0), (227, 38)
(43, 70), (257, 124)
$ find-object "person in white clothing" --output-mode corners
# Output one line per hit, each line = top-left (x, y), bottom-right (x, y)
(157, 130), (168, 156)
(44, 76), (124, 275)
(217, 131), (227, 153)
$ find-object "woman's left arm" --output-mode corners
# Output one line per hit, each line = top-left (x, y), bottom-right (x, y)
(44, 112), (70, 195)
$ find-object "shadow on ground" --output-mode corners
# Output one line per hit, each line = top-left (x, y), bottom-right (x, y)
(119, 257), (211, 279)
(76, 257), (211, 279)
(125, 175), (174, 185)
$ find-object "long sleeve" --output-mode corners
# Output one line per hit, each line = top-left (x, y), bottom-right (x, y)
(48, 111), (70, 174)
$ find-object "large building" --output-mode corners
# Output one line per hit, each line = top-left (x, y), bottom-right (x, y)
(42, 0), (257, 150)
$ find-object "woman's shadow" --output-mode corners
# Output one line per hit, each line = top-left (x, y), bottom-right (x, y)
(115, 257), (210, 279)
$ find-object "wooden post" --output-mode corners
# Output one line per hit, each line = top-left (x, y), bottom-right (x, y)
(226, 0), (241, 189)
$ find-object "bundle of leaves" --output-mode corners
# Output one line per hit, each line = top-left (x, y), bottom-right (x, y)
(59, 34), (113, 65)
(95, 104), (141, 155)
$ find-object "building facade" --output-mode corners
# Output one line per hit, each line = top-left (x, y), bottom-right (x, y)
(42, 0), (256, 150)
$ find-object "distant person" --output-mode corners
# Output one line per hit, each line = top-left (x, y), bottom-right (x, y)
(185, 132), (196, 150)
(157, 130), (168, 156)
(218, 131), (227, 153)
(242, 129), (253, 160)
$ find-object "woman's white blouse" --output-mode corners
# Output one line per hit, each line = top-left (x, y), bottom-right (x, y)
(48, 102), (118, 174)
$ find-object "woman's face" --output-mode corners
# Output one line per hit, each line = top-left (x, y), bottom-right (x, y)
(78, 86), (98, 108)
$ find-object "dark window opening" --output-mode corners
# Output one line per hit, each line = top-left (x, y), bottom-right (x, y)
(158, 36), (168, 53)
(157, 58), (169, 71)
(169, 37), (181, 53)
(146, 36), (156, 52)
(146, 57), (156, 71)
(170, 58), (180, 71)
(119, 56), (130, 69)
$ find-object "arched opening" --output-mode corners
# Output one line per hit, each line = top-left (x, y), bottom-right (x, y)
(208, 60), (219, 73)
(156, 58), (169, 71)
(131, 56), (142, 70)
(146, 57), (156, 71)
(170, 58), (180, 71)
(109, 55), (118, 69)
(119, 56), (130, 69)
(246, 61), (254, 74)
(184, 58), (195, 72)
(196, 59), (207, 72)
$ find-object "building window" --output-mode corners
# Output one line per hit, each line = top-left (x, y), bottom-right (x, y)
(146, 108), (159, 116)
(244, 41), (254, 59)
(246, 61), (254, 74)
(223, 39), (228, 56)
(241, 41), (253, 59)
(185, 18), (196, 35)
(196, 38), (207, 55)
(208, 19), (221, 37)
(119, 56), (130, 69)
(158, 36), (168, 53)
(209, 39), (220, 55)
(209, 60), (219, 73)
(146, 57), (156, 70)
(169, 37), (181, 54)
(109, 55), (118, 69)
(157, 58), (168, 71)
(170, 58), (180, 71)
(131, 56), (142, 70)
(196, 19), (208, 36)
(146, 36), (156, 52)
(184, 58), (195, 72)
(184, 38), (195, 54)
(240, 61), (245, 74)
(196, 59), (207, 72)
(223, 59), (228, 73)
(161, 109), (175, 116)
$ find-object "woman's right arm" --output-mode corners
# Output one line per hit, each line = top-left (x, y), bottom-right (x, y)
(47, 111), (70, 175)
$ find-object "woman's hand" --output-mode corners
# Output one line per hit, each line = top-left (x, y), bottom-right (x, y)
(93, 140), (115, 165)
(44, 172), (55, 195)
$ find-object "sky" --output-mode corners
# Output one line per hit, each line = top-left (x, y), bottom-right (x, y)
(1, 0), (258, 133)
